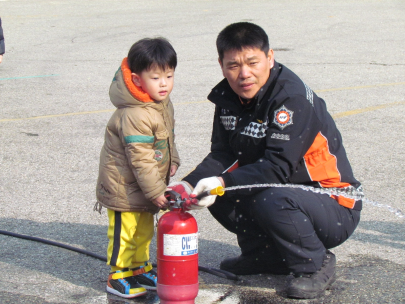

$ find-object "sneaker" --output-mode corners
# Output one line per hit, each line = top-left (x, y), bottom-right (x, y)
(220, 254), (290, 275)
(106, 269), (147, 298)
(286, 251), (336, 299)
(132, 262), (158, 290)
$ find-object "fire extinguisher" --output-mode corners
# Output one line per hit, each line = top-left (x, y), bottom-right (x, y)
(157, 190), (199, 304)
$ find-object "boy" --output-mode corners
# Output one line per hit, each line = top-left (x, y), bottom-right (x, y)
(95, 37), (180, 298)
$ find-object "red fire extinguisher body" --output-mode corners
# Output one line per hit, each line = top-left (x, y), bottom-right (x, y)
(157, 207), (199, 304)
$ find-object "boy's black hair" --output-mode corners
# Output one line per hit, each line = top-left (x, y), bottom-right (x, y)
(128, 37), (177, 74)
(216, 22), (270, 63)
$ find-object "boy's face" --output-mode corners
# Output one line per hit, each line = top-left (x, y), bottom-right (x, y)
(131, 65), (174, 102)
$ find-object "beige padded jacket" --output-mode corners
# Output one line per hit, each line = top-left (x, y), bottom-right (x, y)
(96, 58), (180, 214)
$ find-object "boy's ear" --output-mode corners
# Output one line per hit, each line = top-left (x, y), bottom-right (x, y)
(131, 73), (141, 87)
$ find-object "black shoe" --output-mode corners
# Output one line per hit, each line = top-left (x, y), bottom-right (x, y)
(287, 251), (336, 299)
(132, 262), (157, 290)
(220, 254), (290, 275)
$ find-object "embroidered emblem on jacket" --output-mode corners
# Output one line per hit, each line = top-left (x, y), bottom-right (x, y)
(240, 119), (268, 138)
(154, 150), (163, 161)
(303, 82), (314, 106)
(220, 116), (237, 130)
(271, 133), (290, 141)
(273, 105), (294, 130)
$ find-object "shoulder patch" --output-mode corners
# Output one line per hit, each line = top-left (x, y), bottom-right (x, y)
(273, 105), (294, 130)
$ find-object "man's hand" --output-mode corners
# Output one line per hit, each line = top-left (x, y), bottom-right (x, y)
(0, 55), (3, 64)
(189, 177), (223, 210)
(152, 194), (168, 209)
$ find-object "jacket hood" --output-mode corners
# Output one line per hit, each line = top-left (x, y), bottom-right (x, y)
(109, 58), (154, 108)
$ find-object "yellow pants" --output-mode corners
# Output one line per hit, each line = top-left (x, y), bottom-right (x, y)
(107, 209), (154, 272)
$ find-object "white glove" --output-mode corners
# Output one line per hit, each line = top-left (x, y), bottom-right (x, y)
(190, 177), (222, 210)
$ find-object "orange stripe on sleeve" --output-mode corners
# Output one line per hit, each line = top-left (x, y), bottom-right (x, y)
(304, 132), (350, 188)
(304, 132), (355, 208)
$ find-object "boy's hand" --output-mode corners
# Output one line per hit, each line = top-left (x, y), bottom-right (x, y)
(152, 194), (168, 209)
(170, 164), (178, 177)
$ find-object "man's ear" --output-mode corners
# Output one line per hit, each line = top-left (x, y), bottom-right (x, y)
(267, 49), (275, 69)
(131, 73), (141, 87)
(218, 57), (223, 67)
(218, 57), (226, 77)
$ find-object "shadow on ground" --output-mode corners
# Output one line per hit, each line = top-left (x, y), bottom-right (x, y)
(352, 220), (405, 250)
(1, 219), (404, 303)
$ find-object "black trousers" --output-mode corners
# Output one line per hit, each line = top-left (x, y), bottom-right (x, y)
(208, 187), (361, 274)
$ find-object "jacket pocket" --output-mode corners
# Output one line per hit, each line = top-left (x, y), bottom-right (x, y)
(154, 129), (169, 164)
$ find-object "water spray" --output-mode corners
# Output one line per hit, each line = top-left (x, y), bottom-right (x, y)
(192, 183), (404, 219)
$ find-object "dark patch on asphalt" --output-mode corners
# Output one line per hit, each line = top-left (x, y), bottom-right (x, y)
(21, 132), (39, 136)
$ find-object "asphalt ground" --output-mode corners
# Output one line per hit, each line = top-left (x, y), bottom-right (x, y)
(0, 0), (404, 303)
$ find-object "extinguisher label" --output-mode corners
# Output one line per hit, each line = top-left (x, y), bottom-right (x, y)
(163, 233), (198, 256)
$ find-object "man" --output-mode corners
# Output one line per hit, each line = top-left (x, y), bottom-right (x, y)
(171, 22), (362, 299)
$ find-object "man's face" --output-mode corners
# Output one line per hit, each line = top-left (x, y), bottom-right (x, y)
(132, 65), (174, 102)
(220, 47), (274, 100)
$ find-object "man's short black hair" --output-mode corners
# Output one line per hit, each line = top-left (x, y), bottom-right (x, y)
(216, 22), (270, 62)
(127, 37), (177, 74)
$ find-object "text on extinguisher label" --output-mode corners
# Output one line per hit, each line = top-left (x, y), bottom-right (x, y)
(163, 233), (198, 256)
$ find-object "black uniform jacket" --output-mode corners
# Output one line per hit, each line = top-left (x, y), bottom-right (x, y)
(184, 61), (362, 210)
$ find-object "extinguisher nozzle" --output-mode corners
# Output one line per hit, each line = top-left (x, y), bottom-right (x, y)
(210, 186), (225, 196)
(195, 186), (225, 200)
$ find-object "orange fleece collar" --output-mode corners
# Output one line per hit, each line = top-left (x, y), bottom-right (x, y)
(121, 58), (153, 103)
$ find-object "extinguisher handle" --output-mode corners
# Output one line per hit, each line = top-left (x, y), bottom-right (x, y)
(194, 186), (225, 200)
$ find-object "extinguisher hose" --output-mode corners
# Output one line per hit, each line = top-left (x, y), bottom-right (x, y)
(0, 230), (239, 281)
